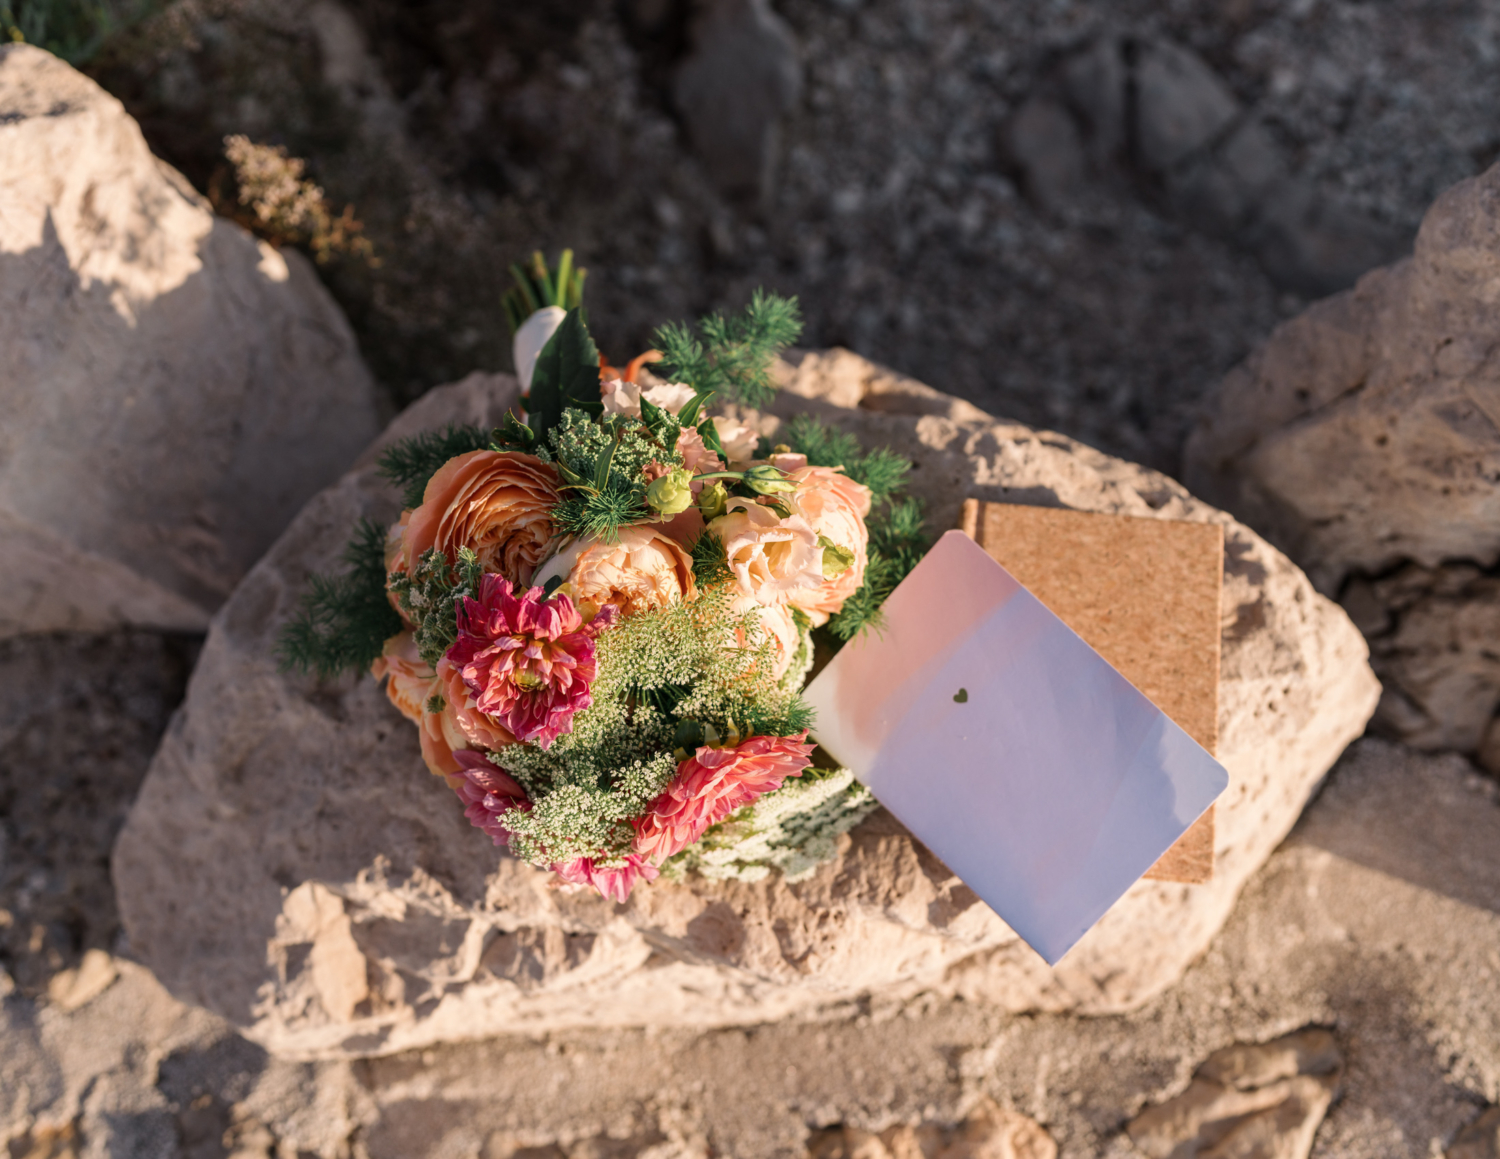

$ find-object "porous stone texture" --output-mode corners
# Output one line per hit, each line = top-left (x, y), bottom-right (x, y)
(10, 739), (1499, 1157)
(0, 45), (381, 637)
(1126, 1028), (1342, 1159)
(1184, 162), (1500, 761)
(1342, 564), (1500, 759)
(809, 1098), (1056, 1159)
(112, 352), (1378, 1059)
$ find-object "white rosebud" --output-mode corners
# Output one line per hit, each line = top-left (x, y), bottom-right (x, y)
(512, 305), (567, 392)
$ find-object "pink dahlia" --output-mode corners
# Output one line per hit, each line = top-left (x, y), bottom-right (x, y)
(446, 574), (617, 749)
(450, 749), (530, 846)
(633, 733), (816, 865)
(552, 854), (660, 904)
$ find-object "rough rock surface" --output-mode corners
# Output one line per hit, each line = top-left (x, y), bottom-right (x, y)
(1342, 564), (1500, 759)
(809, 1098), (1056, 1159)
(1184, 161), (1500, 761)
(9, 739), (1499, 1157)
(0, 45), (381, 637)
(112, 351), (1378, 1059)
(672, 0), (802, 207)
(1127, 1028), (1342, 1159)
(1184, 161), (1500, 591)
(93, 0), (1493, 471)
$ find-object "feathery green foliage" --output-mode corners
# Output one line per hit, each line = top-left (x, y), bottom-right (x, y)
(498, 586), (811, 867)
(551, 475), (649, 543)
(825, 497), (930, 641)
(782, 414), (911, 503)
(653, 289), (802, 408)
(689, 530), (732, 587)
(378, 424), (493, 509)
(387, 546), (485, 669)
(277, 518), (403, 678)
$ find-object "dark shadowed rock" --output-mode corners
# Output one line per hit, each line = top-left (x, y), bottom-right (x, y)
(1185, 162), (1500, 759)
(1132, 39), (1240, 173)
(1002, 97), (1087, 214)
(673, 0), (802, 207)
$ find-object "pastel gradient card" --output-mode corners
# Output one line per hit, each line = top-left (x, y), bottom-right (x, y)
(802, 529), (1228, 965)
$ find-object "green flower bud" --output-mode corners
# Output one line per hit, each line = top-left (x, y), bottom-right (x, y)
(697, 480), (729, 522)
(817, 535), (856, 579)
(645, 467), (694, 515)
(742, 464), (798, 495)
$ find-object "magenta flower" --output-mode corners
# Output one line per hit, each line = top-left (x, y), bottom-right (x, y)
(446, 574), (617, 749)
(450, 749), (530, 845)
(633, 733), (815, 866)
(552, 854), (660, 904)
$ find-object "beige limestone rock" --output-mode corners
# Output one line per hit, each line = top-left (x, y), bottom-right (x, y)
(1127, 1028), (1342, 1159)
(1183, 162), (1500, 596)
(0, 45), (380, 636)
(112, 352), (1378, 1059)
(13, 733), (1500, 1155)
(809, 1099), (1054, 1159)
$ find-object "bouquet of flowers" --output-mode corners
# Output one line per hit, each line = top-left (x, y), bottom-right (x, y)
(281, 255), (927, 901)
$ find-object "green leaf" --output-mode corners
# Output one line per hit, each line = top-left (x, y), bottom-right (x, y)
(676, 391), (712, 430)
(639, 395), (672, 443)
(528, 308), (602, 442)
(491, 412), (537, 451)
(698, 417), (725, 457)
(593, 433), (619, 491)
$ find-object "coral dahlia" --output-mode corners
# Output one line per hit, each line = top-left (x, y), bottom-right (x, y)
(552, 854), (660, 904)
(446, 575), (617, 750)
(633, 733), (816, 865)
(451, 749), (530, 846)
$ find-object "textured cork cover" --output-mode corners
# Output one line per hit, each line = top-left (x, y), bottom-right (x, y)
(959, 499), (1223, 884)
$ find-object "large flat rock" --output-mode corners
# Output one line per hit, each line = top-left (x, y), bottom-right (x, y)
(113, 353), (1379, 1058)
(0, 45), (380, 636)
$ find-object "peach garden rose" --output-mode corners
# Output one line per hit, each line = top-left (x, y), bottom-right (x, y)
(786, 465), (873, 626)
(397, 450), (560, 586)
(537, 525), (697, 618)
(709, 498), (825, 607)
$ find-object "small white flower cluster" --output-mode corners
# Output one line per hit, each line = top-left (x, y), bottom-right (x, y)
(664, 767), (878, 884)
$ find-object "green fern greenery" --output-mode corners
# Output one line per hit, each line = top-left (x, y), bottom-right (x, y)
(277, 518), (403, 678)
(653, 289), (802, 409)
(377, 423), (493, 509)
(825, 496), (930, 641)
(782, 414), (911, 503)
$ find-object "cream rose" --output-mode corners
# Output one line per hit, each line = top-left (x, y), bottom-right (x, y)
(398, 450), (560, 586)
(712, 416), (760, 465)
(785, 466), (873, 626)
(729, 593), (802, 681)
(600, 379), (697, 419)
(540, 525), (697, 618)
(709, 498), (825, 606)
